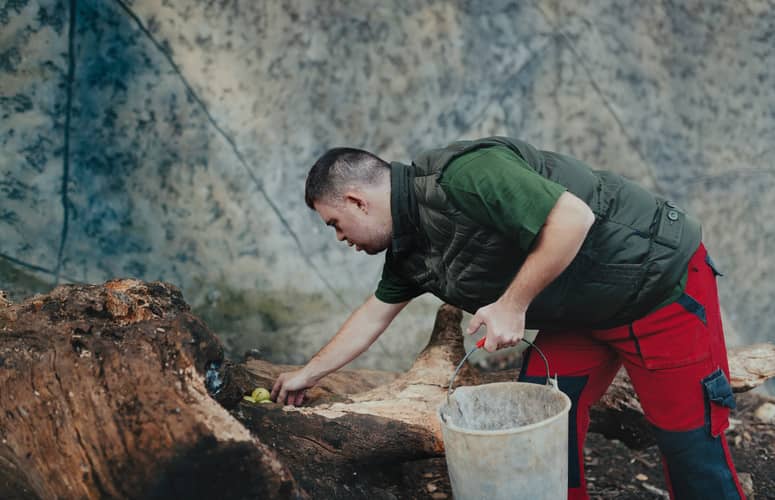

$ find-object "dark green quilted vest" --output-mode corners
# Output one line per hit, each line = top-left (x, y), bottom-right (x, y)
(386, 136), (701, 329)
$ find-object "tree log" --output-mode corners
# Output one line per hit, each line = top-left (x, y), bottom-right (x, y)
(2, 281), (773, 498)
(220, 314), (775, 455)
(0, 280), (302, 499)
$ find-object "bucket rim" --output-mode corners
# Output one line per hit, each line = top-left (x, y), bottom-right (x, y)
(437, 381), (572, 436)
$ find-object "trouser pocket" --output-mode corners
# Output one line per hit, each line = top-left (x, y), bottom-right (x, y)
(629, 308), (710, 370)
(649, 368), (742, 499)
(703, 368), (736, 437)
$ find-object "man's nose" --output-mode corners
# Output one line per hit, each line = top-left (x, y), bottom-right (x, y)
(336, 230), (345, 241)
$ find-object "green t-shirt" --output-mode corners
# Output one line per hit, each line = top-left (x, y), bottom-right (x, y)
(375, 146), (566, 304)
(375, 144), (688, 311)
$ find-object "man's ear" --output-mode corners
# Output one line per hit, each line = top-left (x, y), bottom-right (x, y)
(344, 192), (368, 213)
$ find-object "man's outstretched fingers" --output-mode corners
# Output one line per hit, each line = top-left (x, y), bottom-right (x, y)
(277, 388), (288, 406)
(271, 373), (288, 402)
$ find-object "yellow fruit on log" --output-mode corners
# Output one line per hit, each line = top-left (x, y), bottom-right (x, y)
(251, 387), (271, 402)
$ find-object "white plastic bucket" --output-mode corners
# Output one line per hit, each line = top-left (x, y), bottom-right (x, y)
(438, 341), (572, 500)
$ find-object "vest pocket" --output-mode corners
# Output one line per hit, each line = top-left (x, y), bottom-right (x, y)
(564, 253), (645, 324)
(654, 202), (686, 249)
(571, 252), (645, 287)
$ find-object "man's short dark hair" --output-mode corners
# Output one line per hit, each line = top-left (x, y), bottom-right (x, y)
(305, 148), (390, 209)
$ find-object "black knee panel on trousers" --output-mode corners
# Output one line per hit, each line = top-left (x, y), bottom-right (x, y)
(653, 425), (741, 499)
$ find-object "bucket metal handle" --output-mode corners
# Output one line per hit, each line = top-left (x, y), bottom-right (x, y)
(446, 337), (557, 404)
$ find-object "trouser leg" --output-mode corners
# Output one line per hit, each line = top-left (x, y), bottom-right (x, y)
(519, 330), (621, 500)
(595, 244), (745, 499)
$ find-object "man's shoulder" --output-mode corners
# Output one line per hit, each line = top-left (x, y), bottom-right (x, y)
(413, 136), (540, 172)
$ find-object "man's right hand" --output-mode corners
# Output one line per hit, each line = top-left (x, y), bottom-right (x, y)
(271, 369), (316, 406)
(269, 295), (409, 407)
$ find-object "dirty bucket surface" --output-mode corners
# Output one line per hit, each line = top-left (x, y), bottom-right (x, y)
(438, 381), (572, 500)
(440, 381), (569, 433)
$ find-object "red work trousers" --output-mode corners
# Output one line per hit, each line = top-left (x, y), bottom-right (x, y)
(519, 244), (745, 500)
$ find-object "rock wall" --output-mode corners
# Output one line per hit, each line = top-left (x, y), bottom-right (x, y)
(1, 0), (773, 370)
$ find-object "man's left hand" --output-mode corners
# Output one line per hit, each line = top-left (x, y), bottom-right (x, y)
(466, 299), (526, 352)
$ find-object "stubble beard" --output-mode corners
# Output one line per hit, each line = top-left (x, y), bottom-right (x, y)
(363, 225), (392, 255)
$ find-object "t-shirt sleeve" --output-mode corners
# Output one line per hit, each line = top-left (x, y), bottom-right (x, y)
(438, 145), (567, 252)
(374, 258), (424, 304)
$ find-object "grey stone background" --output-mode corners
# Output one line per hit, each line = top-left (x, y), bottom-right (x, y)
(1, 0), (773, 374)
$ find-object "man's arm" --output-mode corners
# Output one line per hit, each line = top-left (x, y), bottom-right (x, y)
(467, 191), (595, 351)
(271, 294), (409, 405)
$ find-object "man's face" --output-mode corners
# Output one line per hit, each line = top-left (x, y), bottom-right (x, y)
(314, 195), (391, 255)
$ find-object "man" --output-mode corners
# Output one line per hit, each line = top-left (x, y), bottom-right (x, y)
(271, 137), (745, 499)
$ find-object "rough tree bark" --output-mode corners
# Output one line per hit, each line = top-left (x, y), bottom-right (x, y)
(1, 280), (773, 499)
(0, 280), (302, 500)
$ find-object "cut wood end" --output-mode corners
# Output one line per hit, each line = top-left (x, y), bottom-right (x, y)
(184, 367), (255, 443)
(728, 343), (775, 392)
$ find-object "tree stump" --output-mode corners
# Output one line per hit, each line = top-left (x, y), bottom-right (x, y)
(0, 280), (301, 499)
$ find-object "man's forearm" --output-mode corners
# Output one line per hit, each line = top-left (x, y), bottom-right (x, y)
(500, 191), (595, 311)
(302, 294), (407, 382)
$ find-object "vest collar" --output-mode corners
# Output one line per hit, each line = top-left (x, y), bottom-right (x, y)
(389, 161), (418, 257)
